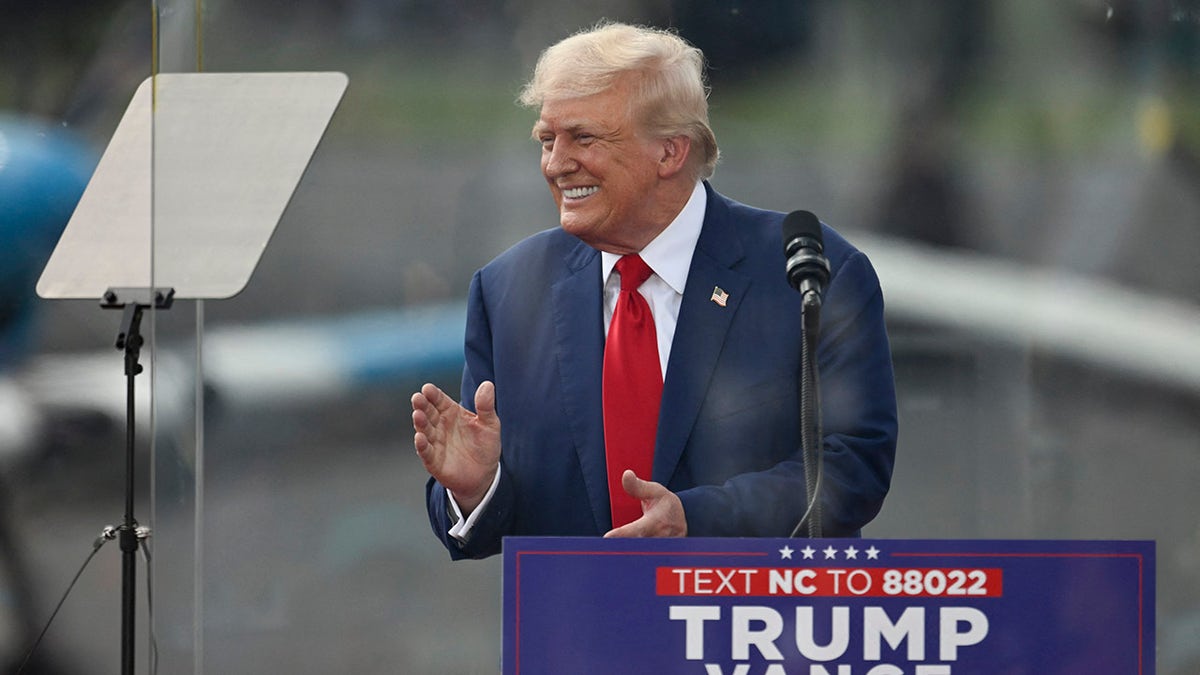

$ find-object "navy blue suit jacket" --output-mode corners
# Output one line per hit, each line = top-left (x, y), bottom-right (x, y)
(427, 184), (897, 559)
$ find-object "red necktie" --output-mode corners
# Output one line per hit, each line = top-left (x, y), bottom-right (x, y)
(603, 254), (663, 528)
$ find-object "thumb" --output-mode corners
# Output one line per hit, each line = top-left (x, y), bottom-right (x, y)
(474, 381), (498, 422)
(621, 469), (657, 500)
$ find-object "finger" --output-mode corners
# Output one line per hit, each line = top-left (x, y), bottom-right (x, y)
(414, 434), (445, 477)
(474, 381), (497, 422)
(621, 469), (658, 500)
(603, 520), (643, 538)
(413, 399), (450, 452)
(414, 430), (439, 466)
(419, 382), (441, 401)
(422, 382), (455, 415)
(411, 390), (436, 426)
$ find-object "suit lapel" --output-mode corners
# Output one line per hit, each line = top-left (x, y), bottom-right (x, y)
(550, 241), (611, 531)
(654, 187), (749, 485)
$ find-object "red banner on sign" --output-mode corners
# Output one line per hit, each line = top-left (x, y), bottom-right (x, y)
(655, 567), (1004, 598)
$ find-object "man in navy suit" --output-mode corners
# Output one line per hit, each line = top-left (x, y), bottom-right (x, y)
(412, 22), (897, 560)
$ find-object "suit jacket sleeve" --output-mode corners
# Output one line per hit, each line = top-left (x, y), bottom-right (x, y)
(425, 270), (516, 560)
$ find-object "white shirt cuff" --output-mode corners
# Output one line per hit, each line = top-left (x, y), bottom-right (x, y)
(447, 467), (501, 543)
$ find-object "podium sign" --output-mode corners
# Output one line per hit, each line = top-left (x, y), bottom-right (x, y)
(502, 538), (1153, 674)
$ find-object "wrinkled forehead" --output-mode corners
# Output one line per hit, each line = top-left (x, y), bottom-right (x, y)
(530, 78), (642, 136)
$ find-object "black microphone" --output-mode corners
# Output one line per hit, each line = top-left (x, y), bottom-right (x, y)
(782, 210), (831, 304)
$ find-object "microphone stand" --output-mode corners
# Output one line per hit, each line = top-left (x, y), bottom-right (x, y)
(791, 290), (823, 538)
(102, 287), (174, 675)
(782, 211), (830, 538)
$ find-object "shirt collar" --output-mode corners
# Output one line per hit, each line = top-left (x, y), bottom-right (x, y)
(601, 181), (707, 293)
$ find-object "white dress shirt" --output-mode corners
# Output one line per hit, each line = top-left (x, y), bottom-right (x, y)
(600, 180), (707, 377)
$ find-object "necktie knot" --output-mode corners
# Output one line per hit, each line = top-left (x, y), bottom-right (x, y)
(616, 254), (654, 292)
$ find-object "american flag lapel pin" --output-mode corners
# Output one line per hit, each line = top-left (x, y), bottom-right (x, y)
(710, 286), (729, 307)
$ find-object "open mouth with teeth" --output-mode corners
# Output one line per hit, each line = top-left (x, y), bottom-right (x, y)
(562, 186), (599, 199)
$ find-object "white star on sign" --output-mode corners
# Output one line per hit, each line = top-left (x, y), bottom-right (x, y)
(801, 546), (816, 560)
(779, 545), (794, 560)
(866, 546), (880, 560)
(844, 546), (859, 560)
(823, 546), (838, 560)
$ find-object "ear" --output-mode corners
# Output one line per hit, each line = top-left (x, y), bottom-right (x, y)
(656, 135), (692, 179)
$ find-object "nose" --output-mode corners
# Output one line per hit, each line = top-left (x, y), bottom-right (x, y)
(543, 140), (577, 178)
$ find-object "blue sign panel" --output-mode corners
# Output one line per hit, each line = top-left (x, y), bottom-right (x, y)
(502, 538), (1153, 674)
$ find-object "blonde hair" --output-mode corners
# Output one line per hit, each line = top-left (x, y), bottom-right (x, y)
(519, 21), (720, 180)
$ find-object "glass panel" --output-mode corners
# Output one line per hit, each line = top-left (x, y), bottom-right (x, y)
(151, 3), (203, 674)
(185, 3), (504, 669)
(5, 3), (1199, 674)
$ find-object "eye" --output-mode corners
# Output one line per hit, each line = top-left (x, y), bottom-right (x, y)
(539, 136), (554, 151)
(576, 133), (595, 145)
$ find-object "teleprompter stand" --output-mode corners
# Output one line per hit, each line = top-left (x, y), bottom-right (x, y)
(103, 286), (174, 675)
(37, 72), (347, 675)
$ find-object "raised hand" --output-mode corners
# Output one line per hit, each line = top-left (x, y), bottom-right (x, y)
(412, 381), (502, 513)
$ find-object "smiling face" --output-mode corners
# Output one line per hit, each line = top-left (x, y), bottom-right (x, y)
(534, 77), (690, 254)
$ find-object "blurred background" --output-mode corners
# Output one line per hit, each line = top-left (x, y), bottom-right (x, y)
(1, 0), (1198, 673)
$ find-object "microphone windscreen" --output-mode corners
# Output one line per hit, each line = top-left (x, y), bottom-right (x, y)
(782, 210), (823, 250)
